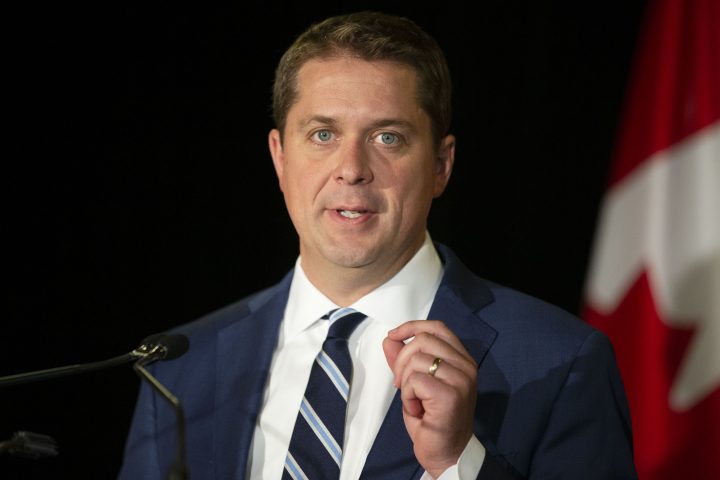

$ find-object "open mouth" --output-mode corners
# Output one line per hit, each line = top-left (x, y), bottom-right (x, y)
(338, 209), (367, 219)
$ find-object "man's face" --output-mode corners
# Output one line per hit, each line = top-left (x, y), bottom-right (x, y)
(269, 57), (454, 285)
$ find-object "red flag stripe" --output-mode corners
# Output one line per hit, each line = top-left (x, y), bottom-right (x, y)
(609, 0), (720, 188)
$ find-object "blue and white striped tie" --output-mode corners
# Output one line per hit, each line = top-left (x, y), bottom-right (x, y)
(283, 308), (366, 480)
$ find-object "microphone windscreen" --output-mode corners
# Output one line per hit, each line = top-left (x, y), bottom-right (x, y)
(158, 334), (190, 360)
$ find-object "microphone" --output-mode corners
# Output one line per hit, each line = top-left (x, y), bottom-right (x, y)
(0, 332), (191, 479)
(133, 335), (190, 480)
(0, 431), (59, 459)
(0, 333), (188, 387)
(138, 333), (190, 363)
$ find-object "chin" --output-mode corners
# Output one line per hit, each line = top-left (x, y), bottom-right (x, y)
(322, 245), (381, 270)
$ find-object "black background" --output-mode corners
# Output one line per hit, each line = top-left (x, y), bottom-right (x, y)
(2, 1), (647, 478)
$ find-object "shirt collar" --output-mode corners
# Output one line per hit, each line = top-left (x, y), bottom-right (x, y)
(283, 232), (443, 338)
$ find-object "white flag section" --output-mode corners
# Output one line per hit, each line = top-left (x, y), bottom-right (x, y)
(586, 123), (720, 412)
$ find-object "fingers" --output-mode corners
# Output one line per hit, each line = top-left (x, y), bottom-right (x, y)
(388, 320), (469, 355)
(399, 366), (462, 416)
(398, 351), (471, 391)
(386, 320), (478, 475)
(387, 321), (477, 389)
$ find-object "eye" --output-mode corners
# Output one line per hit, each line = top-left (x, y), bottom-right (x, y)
(312, 129), (334, 142)
(373, 132), (400, 145)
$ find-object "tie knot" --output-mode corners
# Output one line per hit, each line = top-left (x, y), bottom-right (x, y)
(324, 308), (366, 340)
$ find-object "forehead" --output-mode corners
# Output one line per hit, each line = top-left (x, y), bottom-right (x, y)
(288, 57), (426, 126)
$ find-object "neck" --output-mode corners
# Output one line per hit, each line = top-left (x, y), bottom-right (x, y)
(301, 241), (424, 307)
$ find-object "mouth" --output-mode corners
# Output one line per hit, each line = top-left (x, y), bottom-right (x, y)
(328, 205), (376, 224)
(338, 209), (367, 219)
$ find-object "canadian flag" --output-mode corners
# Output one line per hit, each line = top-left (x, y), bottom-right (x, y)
(583, 0), (719, 478)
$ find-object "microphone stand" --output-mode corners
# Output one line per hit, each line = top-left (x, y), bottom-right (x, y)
(134, 355), (188, 480)
(0, 334), (190, 478)
(0, 340), (161, 388)
(0, 351), (145, 388)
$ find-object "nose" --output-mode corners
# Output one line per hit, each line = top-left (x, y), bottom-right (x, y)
(333, 140), (374, 185)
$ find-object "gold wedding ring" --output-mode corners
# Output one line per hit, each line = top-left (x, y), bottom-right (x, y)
(428, 357), (443, 377)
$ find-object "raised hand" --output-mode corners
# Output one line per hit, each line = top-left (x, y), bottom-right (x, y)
(383, 320), (478, 478)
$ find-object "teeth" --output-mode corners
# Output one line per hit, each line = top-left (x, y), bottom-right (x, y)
(340, 210), (362, 218)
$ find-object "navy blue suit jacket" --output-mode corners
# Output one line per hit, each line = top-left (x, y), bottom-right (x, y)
(118, 244), (636, 479)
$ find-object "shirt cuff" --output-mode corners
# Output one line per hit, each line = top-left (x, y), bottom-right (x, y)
(419, 435), (486, 480)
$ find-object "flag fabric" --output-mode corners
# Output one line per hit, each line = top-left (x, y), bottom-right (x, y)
(584, 0), (719, 478)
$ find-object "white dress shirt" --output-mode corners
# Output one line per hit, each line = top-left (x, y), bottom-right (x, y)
(248, 233), (485, 479)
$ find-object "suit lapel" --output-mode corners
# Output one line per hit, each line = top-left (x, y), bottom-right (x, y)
(362, 244), (498, 479)
(213, 274), (292, 480)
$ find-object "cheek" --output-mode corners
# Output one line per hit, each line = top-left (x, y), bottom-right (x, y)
(397, 169), (437, 217)
(284, 159), (309, 187)
(284, 163), (325, 206)
(399, 162), (436, 195)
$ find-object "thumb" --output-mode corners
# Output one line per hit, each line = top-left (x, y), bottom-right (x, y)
(382, 335), (403, 372)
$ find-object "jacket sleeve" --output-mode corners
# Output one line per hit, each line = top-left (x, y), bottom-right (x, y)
(529, 331), (635, 478)
(477, 331), (636, 479)
(496, 331), (636, 479)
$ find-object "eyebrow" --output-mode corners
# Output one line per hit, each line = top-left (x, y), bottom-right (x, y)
(299, 115), (338, 129)
(369, 118), (417, 133)
(298, 115), (418, 133)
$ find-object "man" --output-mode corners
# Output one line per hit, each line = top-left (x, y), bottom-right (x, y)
(119, 12), (636, 479)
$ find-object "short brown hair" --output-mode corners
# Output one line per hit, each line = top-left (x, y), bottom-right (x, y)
(271, 11), (452, 145)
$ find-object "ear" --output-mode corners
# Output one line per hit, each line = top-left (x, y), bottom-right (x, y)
(268, 128), (285, 192)
(433, 134), (455, 198)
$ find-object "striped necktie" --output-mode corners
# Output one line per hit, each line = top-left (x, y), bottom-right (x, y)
(283, 307), (367, 480)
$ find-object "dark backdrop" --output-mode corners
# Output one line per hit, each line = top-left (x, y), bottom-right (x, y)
(2, 1), (647, 478)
